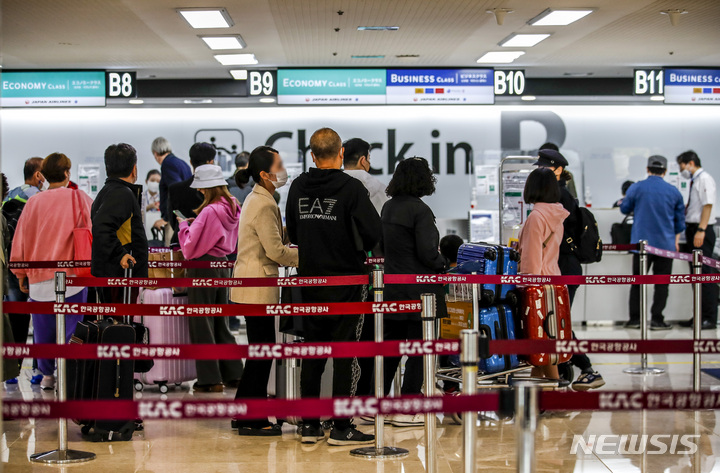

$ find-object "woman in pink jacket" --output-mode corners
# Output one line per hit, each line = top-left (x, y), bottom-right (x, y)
(517, 167), (569, 381)
(11, 153), (93, 390)
(177, 164), (244, 392)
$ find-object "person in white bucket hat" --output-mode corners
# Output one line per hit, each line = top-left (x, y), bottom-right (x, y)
(176, 164), (244, 392)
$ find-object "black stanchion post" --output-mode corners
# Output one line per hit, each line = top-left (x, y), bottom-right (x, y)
(460, 329), (479, 473)
(350, 270), (408, 459)
(625, 240), (664, 375)
(30, 272), (96, 464)
(515, 382), (538, 473)
(693, 249), (703, 391)
(422, 293), (437, 473)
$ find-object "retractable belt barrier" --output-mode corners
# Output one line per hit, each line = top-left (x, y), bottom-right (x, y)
(6, 339), (720, 361)
(6, 390), (720, 421)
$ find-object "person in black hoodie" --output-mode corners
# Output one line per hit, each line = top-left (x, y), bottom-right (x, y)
(286, 127), (381, 446)
(381, 157), (449, 427)
(91, 143), (148, 302)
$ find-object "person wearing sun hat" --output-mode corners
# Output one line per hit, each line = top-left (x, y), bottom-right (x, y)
(177, 164), (244, 392)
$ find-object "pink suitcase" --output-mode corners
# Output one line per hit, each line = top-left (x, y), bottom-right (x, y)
(134, 288), (197, 393)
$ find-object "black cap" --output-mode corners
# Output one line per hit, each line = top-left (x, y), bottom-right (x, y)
(534, 149), (568, 168)
(647, 155), (667, 170)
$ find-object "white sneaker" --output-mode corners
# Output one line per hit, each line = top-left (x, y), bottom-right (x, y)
(40, 375), (56, 391)
(391, 413), (425, 427)
(358, 415), (392, 425)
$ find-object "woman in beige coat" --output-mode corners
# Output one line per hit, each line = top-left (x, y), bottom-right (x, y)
(230, 146), (298, 436)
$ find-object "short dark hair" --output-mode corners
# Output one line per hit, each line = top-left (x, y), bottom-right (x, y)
(524, 167), (560, 204)
(146, 169), (160, 181)
(236, 146), (278, 189)
(621, 180), (634, 195)
(41, 153), (72, 183)
(647, 166), (665, 176)
(343, 138), (370, 167)
(539, 142), (559, 152)
(189, 142), (216, 168)
(235, 151), (250, 169)
(104, 143), (137, 178)
(386, 157), (436, 198)
(1, 173), (9, 201)
(677, 150), (701, 167)
(310, 127), (342, 160)
(23, 157), (43, 181)
(440, 234), (464, 264)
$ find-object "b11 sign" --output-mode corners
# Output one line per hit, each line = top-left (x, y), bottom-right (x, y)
(664, 69), (720, 104)
(386, 69), (494, 104)
(1, 71), (106, 107)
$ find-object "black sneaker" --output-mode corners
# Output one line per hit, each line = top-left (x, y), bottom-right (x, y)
(679, 318), (693, 328)
(300, 424), (325, 444)
(650, 320), (672, 331)
(624, 320), (641, 329)
(327, 425), (375, 446)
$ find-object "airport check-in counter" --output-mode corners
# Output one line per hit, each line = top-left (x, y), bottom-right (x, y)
(574, 208), (695, 324)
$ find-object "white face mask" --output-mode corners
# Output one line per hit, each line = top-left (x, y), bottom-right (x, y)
(681, 169), (692, 180)
(147, 181), (160, 193)
(40, 179), (50, 191)
(271, 170), (288, 188)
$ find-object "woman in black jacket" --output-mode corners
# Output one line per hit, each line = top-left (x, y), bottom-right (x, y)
(382, 157), (449, 427)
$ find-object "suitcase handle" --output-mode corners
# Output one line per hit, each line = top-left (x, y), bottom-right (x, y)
(543, 311), (557, 339)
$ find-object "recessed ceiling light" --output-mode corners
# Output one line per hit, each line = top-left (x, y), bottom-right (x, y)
(128, 99), (144, 105)
(229, 69), (248, 80)
(214, 54), (258, 66)
(178, 8), (233, 29)
(563, 72), (594, 77)
(529, 8), (594, 26)
(201, 35), (246, 50)
(351, 55), (385, 59)
(476, 51), (525, 64)
(500, 33), (551, 48)
(357, 26), (399, 31)
(650, 95), (665, 101)
(184, 99), (213, 104)
(521, 95), (537, 101)
(259, 98), (276, 103)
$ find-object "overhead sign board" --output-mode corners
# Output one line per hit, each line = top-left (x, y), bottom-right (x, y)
(277, 69), (386, 104)
(1, 71), (106, 107)
(106, 71), (137, 98)
(664, 68), (720, 104)
(248, 70), (277, 97)
(386, 69), (494, 104)
(494, 70), (525, 96)
(633, 69), (664, 95)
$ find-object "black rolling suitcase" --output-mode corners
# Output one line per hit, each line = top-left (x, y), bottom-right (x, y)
(68, 266), (138, 442)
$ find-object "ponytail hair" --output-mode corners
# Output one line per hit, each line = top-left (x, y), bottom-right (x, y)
(235, 145), (278, 189)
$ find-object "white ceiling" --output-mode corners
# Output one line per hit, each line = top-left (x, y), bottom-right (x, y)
(2, 0), (719, 79)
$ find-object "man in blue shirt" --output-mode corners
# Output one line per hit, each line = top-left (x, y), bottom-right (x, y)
(151, 137), (192, 230)
(621, 155), (685, 330)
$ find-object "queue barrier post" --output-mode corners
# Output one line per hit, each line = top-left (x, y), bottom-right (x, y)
(460, 330), (479, 473)
(625, 240), (664, 375)
(422, 293), (438, 473)
(30, 272), (96, 465)
(515, 382), (538, 473)
(350, 270), (408, 459)
(693, 249), (703, 391)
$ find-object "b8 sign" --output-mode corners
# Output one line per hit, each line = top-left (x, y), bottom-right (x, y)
(106, 71), (137, 98)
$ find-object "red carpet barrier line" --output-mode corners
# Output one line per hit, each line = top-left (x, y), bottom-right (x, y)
(3, 301), (422, 317)
(5, 339), (720, 360)
(5, 391), (720, 420)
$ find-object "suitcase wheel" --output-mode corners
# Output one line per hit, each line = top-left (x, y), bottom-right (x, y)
(175, 383), (182, 387)
(134, 380), (144, 392)
(159, 383), (169, 394)
(558, 363), (574, 383)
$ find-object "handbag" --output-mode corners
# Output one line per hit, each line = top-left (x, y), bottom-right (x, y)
(611, 215), (633, 245)
(72, 190), (93, 277)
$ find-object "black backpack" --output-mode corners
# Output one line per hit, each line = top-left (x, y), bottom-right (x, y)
(1, 197), (26, 244)
(566, 207), (603, 264)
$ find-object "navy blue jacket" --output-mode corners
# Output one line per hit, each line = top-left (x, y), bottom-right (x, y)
(159, 154), (192, 220)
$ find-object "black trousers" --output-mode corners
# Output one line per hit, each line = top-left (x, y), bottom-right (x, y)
(234, 314), (276, 428)
(7, 273), (30, 371)
(355, 313), (375, 396)
(300, 314), (362, 430)
(383, 318), (424, 396)
(558, 254), (592, 372)
(686, 224), (719, 324)
(629, 254), (673, 322)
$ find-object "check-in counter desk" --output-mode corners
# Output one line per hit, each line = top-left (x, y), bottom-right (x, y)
(573, 208), (694, 324)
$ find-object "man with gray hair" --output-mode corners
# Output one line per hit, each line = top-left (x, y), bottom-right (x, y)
(151, 137), (192, 228)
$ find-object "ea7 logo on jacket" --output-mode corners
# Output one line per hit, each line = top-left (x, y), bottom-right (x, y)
(298, 197), (338, 221)
(159, 306), (185, 315)
(266, 305), (292, 315)
(333, 398), (378, 417)
(139, 401), (183, 419)
(97, 345), (131, 359)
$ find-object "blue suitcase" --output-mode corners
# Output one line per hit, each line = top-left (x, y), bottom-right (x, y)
(455, 243), (519, 305)
(448, 305), (519, 374)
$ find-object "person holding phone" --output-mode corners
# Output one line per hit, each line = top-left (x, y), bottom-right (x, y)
(177, 164), (244, 393)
